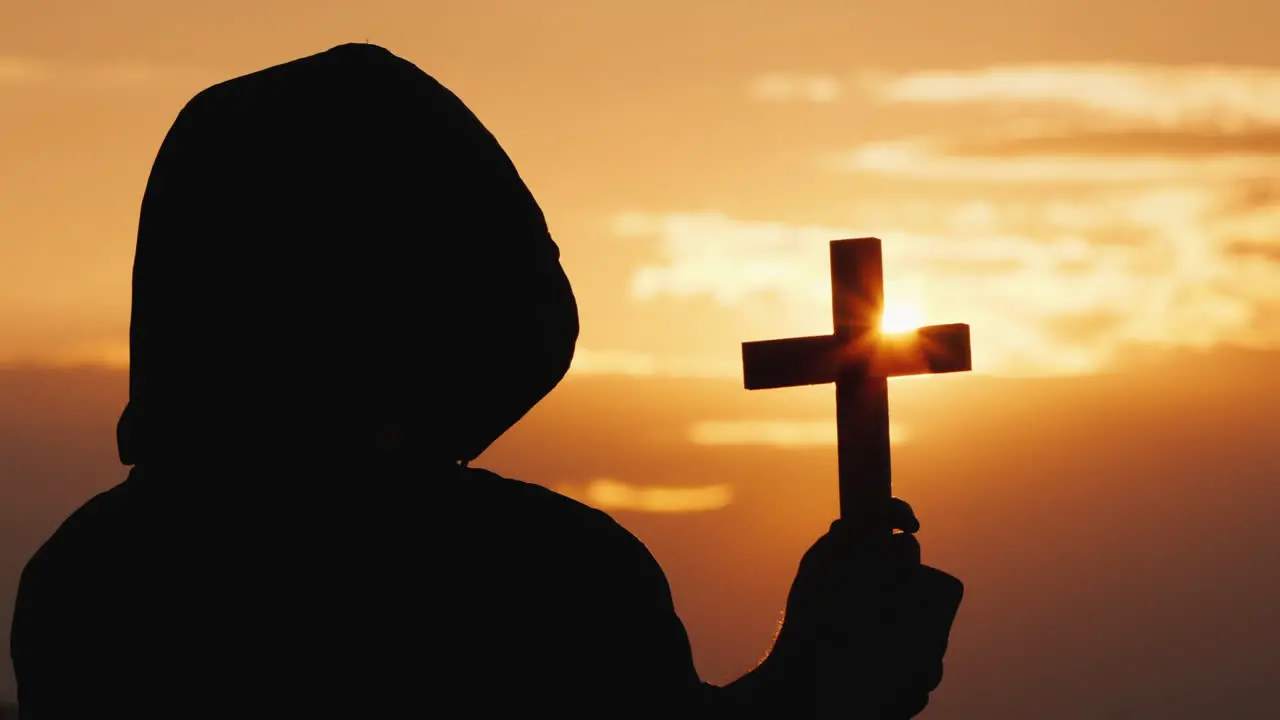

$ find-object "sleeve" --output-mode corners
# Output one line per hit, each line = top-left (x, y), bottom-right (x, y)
(581, 510), (746, 719)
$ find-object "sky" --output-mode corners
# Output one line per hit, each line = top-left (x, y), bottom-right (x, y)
(3, 0), (1280, 716)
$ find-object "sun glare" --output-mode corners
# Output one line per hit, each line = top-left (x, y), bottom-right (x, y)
(880, 304), (925, 334)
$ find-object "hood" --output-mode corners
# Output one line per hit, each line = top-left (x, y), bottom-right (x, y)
(117, 43), (578, 467)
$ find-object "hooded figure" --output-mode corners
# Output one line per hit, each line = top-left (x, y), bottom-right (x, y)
(11, 44), (963, 719)
(116, 42), (578, 467)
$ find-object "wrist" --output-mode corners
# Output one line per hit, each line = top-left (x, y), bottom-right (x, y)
(720, 654), (791, 716)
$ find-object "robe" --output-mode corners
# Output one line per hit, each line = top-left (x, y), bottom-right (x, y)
(12, 462), (720, 717)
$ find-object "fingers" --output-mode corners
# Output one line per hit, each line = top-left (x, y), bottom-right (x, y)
(888, 498), (920, 534)
(883, 691), (931, 720)
(815, 499), (924, 580)
(881, 662), (943, 718)
(796, 498), (934, 594)
(827, 498), (921, 537)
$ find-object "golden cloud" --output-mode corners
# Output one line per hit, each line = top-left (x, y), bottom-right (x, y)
(689, 420), (911, 447)
(568, 348), (739, 379)
(616, 200), (1280, 376)
(0, 57), (54, 85)
(555, 478), (733, 513)
(748, 73), (843, 103)
(0, 56), (211, 90)
(868, 64), (1280, 129)
(837, 139), (1280, 183)
(0, 341), (130, 370)
(697, 63), (1280, 376)
(954, 129), (1280, 157)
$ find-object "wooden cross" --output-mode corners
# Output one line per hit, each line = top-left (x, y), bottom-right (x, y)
(741, 237), (971, 535)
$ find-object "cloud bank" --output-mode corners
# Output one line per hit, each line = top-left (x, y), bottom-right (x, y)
(568, 348), (738, 379)
(555, 478), (733, 513)
(611, 63), (1280, 377)
(0, 56), (209, 90)
(871, 64), (1280, 129)
(689, 420), (911, 447)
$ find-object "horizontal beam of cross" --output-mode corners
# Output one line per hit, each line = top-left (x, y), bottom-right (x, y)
(741, 323), (971, 391)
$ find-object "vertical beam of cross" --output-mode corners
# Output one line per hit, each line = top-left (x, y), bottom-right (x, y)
(741, 237), (972, 537)
(830, 240), (892, 533)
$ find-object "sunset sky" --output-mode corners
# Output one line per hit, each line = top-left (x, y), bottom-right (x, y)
(3, 1), (1280, 717)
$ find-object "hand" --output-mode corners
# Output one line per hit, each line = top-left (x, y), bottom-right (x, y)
(763, 499), (963, 719)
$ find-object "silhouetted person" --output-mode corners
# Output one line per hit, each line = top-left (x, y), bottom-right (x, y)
(11, 44), (963, 718)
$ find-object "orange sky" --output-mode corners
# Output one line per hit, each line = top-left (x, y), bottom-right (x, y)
(6, 0), (1280, 374)
(4, 1), (1280, 716)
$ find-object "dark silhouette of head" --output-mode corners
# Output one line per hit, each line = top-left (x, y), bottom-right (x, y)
(116, 43), (578, 468)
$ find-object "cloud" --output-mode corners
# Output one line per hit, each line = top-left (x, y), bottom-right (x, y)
(868, 64), (1280, 130)
(954, 129), (1280, 157)
(0, 341), (129, 370)
(689, 420), (911, 447)
(616, 200), (1280, 375)
(746, 64), (1280, 129)
(568, 348), (739, 379)
(710, 63), (1280, 376)
(748, 73), (843, 103)
(837, 138), (1280, 183)
(0, 58), (54, 85)
(0, 56), (208, 90)
(624, 213), (840, 308)
(752, 64), (1280, 184)
(1227, 240), (1280, 263)
(555, 478), (733, 513)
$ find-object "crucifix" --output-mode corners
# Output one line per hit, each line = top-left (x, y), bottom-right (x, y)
(741, 237), (971, 536)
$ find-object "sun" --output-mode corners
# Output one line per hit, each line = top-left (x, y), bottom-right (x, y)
(880, 303), (925, 334)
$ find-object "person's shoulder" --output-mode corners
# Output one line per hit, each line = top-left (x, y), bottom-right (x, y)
(462, 467), (677, 603)
(462, 467), (656, 558)
(464, 466), (618, 526)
